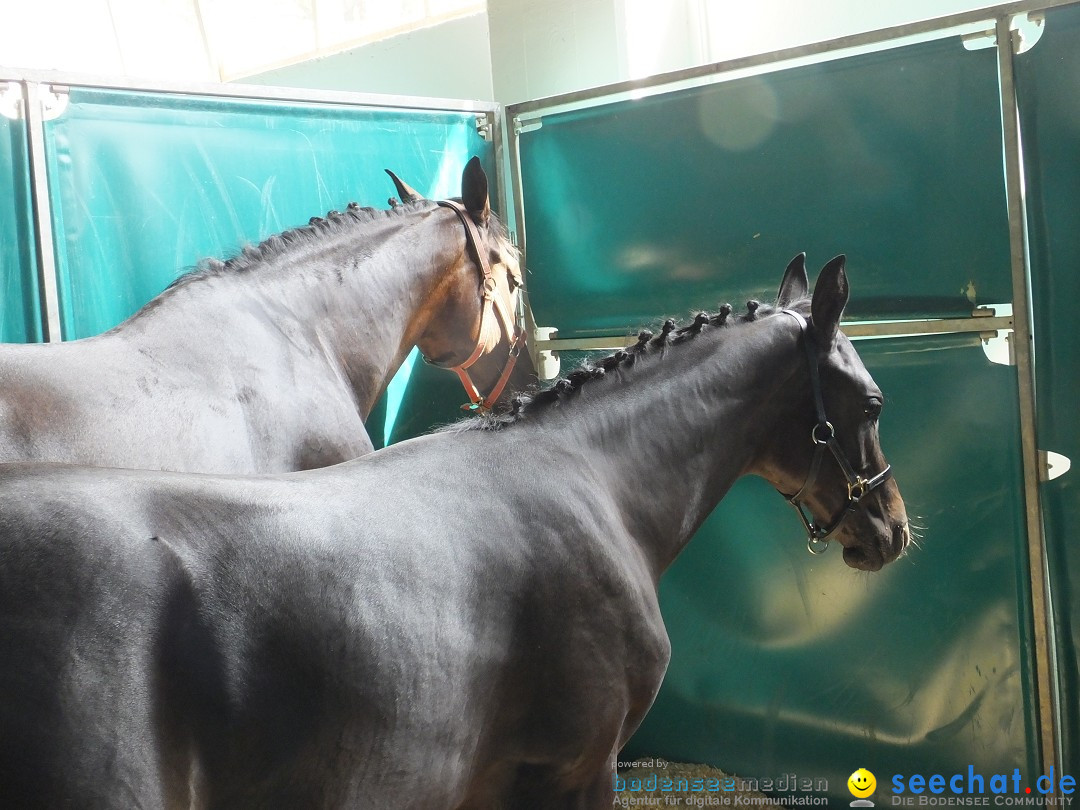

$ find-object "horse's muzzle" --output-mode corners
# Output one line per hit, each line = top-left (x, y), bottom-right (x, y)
(842, 521), (910, 571)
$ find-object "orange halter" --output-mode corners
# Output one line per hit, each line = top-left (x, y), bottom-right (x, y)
(427, 200), (525, 411)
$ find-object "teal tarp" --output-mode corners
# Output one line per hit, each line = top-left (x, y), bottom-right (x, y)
(0, 97), (43, 342)
(519, 37), (1011, 338)
(41, 88), (493, 342)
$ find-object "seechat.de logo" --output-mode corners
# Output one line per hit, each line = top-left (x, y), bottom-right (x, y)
(849, 768), (877, 807)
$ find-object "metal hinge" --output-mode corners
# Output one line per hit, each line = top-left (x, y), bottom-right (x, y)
(0, 82), (22, 120)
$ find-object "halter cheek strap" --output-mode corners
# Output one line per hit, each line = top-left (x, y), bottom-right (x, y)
(428, 200), (526, 411)
(780, 309), (893, 555)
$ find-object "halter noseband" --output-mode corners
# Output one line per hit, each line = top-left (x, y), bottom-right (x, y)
(779, 309), (893, 555)
(426, 199), (525, 411)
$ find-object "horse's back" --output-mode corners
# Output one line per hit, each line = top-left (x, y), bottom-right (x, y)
(0, 463), (476, 806)
(0, 450), (670, 807)
(0, 466), (182, 807)
(0, 334), (372, 472)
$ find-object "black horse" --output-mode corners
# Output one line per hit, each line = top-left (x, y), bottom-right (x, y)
(0, 255), (908, 808)
(0, 157), (533, 472)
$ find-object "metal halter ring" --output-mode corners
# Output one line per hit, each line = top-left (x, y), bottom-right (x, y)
(807, 536), (830, 555)
(811, 421), (835, 445)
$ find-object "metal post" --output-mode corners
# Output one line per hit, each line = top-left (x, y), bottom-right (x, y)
(995, 14), (1060, 778)
(22, 82), (63, 343)
(504, 104), (546, 374)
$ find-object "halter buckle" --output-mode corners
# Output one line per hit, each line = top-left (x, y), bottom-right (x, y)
(847, 477), (869, 503)
(481, 276), (497, 300)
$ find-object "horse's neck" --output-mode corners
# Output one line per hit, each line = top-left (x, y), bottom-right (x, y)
(530, 316), (802, 578)
(291, 214), (464, 415)
(132, 212), (460, 417)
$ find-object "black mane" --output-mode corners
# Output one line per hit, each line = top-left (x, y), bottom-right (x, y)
(451, 298), (808, 432)
(168, 198), (433, 290)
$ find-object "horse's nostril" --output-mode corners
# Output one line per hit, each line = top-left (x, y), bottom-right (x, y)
(893, 522), (910, 551)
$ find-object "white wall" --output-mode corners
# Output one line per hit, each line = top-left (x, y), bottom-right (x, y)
(486, 0), (1007, 104)
(486, 0), (624, 105)
(243, 0), (1010, 106)
(1, 1), (1024, 101)
(242, 13), (494, 101)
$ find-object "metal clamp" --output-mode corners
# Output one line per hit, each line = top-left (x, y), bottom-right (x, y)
(0, 82), (22, 120)
(475, 114), (493, 141)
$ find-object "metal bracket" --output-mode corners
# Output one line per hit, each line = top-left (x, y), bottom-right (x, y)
(532, 327), (561, 381)
(961, 12), (1044, 54)
(475, 113), (493, 141)
(0, 82), (22, 120)
(40, 85), (70, 121)
(1012, 12), (1046, 54)
(961, 27), (997, 51)
(514, 117), (542, 135)
(976, 304), (1015, 366)
(1040, 451), (1072, 482)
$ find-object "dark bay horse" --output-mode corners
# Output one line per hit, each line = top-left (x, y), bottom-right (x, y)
(0, 255), (908, 808)
(0, 157), (533, 472)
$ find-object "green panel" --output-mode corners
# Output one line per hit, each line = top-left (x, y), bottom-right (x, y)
(519, 36), (1011, 338)
(621, 335), (1035, 802)
(1015, 3), (1080, 770)
(0, 103), (43, 342)
(41, 88), (493, 342)
(382, 353), (481, 445)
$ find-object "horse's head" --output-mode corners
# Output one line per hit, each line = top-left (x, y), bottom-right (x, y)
(387, 157), (535, 410)
(758, 254), (910, 571)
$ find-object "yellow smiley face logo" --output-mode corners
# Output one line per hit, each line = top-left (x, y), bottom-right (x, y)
(848, 768), (876, 798)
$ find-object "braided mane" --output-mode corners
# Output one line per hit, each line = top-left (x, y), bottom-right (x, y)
(451, 298), (803, 433)
(167, 198), (432, 290)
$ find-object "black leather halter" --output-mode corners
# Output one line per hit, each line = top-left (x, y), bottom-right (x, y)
(780, 310), (893, 555)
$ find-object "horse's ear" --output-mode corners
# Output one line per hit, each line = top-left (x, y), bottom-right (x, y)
(384, 169), (424, 204)
(461, 156), (491, 226)
(810, 255), (848, 347)
(776, 252), (808, 308)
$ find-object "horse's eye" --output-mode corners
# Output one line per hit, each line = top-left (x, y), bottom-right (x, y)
(864, 397), (883, 418)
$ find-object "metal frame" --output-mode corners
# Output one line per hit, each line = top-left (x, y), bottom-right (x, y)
(21, 82), (62, 342)
(504, 0), (1069, 779)
(1, 66), (503, 344)
(995, 16), (1061, 780)
(534, 315), (1015, 353)
(0, 67), (500, 115)
(507, 0), (1074, 120)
